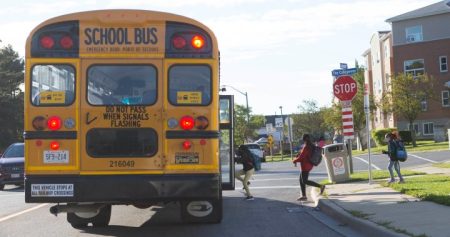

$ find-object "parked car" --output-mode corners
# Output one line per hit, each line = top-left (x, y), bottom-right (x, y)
(0, 143), (25, 190)
(243, 143), (266, 162)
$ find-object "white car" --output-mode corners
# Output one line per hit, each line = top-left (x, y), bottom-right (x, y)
(243, 143), (265, 162)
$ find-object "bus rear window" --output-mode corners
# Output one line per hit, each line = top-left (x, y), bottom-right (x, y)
(168, 65), (211, 106)
(31, 65), (75, 106)
(86, 128), (157, 157)
(87, 65), (157, 106)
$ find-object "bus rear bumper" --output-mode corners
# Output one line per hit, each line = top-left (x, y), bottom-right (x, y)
(25, 174), (220, 203)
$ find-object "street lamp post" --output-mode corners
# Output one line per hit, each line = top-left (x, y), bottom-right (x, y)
(279, 106), (284, 160)
(221, 85), (249, 123)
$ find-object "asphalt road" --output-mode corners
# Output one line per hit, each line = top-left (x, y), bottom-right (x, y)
(1, 149), (448, 237)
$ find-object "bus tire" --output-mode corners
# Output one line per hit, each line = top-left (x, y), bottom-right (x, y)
(180, 195), (222, 223)
(67, 204), (111, 228)
(67, 213), (89, 229)
(92, 205), (112, 227)
(0, 184), (4, 191)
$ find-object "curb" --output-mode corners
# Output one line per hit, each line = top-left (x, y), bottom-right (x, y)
(318, 199), (409, 237)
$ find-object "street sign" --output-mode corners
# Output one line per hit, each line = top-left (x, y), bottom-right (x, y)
(340, 63), (348, 69)
(331, 68), (357, 77)
(275, 117), (283, 128)
(333, 75), (357, 101)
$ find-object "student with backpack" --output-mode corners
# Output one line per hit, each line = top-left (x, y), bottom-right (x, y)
(293, 134), (325, 201)
(235, 145), (255, 200)
(382, 132), (405, 184)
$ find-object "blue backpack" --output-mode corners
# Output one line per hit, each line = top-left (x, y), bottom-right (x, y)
(395, 141), (407, 162)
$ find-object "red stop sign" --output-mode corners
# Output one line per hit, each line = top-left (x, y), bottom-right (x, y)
(333, 75), (357, 101)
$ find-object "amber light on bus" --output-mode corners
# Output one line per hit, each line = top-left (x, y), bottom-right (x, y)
(191, 35), (205, 49)
(32, 116), (47, 130)
(180, 116), (195, 130)
(47, 116), (62, 131)
(195, 116), (209, 130)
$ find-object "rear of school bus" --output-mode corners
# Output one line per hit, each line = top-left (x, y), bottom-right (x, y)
(24, 10), (222, 227)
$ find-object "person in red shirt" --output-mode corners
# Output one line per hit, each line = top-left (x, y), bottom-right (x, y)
(293, 134), (325, 201)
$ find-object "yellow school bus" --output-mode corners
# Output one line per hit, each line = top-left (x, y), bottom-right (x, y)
(24, 10), (235, 228)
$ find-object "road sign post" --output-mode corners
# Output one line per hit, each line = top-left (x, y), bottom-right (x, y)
(364, 83), (373, 184)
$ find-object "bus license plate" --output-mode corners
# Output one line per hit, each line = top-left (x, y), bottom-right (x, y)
(44, 150), (69, 164)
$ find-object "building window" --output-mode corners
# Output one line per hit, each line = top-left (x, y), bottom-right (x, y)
(406, 25), (423, 43)
(423, 122), (434, 135)
(440, 56), (448, 72)
(404, 59), (425, 76)
(442, 91), (450, 107)
(421, 99), (428, 111)
(407, 123), (420, 135)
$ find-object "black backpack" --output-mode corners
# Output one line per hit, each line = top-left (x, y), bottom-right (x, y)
(309, 145), (323, 166)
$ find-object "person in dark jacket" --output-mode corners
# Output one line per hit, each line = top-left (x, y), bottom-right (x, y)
(293, 134), (325, 201)
(383, 132), (404, 183)
(235, 145), (255, 200)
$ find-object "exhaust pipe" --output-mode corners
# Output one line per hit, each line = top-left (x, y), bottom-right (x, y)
(50, 203), (105, 216)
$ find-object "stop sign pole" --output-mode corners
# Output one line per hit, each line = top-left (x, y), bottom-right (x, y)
(333, 75), (357, 174)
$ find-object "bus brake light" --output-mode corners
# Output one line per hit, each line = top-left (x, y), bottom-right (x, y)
(182, 140), (192, 150)
(50, 141), (60, 150)
(47, 116), (62, 130)
(40, 36), (55, 49)
(191, 35), (205, 49)
(180, 116), (195, 130)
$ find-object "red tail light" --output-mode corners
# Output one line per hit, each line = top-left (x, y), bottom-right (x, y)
(50, 141), (60, 150)
(183, 140), (192, 150)
(60, 36), (74, 49)
(47, 116), (62, 131)
(191, 35), (205, 49)
(180, 116), (195, 130)
(172, 35), (187, 49)
(40, 36), (55, 49)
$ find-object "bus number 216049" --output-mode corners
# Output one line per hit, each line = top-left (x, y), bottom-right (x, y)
(109, 160), (135, 168)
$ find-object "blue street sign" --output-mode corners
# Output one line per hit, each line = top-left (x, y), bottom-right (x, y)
(340, 63), (348, 69)
(332, 68), (357, 77)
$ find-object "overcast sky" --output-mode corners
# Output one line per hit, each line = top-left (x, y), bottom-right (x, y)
(0, 0), (439, 115)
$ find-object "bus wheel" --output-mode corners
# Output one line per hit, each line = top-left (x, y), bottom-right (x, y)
(67, 204), (111, 228)
(67, 213), (89, 229)
(0, 184), (4, 191)
(180, 197), (222, 223)
(92, 205), (112, 227)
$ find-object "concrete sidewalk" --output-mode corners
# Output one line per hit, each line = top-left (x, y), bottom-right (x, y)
(316, 166), (450, 237)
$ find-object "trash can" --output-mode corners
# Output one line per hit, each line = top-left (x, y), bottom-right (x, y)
(322, 143), (350, 183)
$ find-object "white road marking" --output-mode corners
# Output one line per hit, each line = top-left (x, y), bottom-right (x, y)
(0, 204), (48, 223)
(353, 156), (382, 170)
(248, 186), (300, 189)
(245, 178), (299, 182)
(409, 154), (438, 163)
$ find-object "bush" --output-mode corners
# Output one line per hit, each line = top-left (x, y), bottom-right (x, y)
(372, 128), (397, 146)
(398, 131), (412, 144)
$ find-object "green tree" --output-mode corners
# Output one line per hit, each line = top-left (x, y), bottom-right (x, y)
(383, 73), (435, 147)
(0, 44), (24, 150)
(291, 99), (330, 142)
